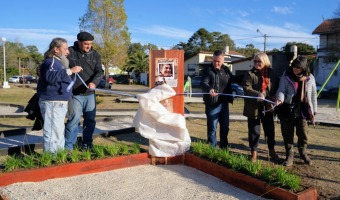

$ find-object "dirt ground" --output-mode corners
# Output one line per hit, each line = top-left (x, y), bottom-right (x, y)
(93, 118), (340, 200)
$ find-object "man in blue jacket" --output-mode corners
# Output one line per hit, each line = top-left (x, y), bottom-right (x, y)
(65, 32), (103, 150)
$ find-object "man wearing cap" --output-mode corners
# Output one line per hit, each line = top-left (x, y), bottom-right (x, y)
(65, 31), (103, 150)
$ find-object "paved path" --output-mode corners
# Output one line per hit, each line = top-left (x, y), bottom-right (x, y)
(1, 99), (339, 152)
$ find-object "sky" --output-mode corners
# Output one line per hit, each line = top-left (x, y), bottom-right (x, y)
(0, 0), (338, 53)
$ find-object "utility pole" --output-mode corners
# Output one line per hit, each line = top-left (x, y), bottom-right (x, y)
(257, 29), (267, 53)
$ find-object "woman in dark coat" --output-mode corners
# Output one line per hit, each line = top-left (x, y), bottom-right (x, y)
(242, 52), (280, 162)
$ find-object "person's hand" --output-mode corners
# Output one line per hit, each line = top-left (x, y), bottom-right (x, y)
(209, 89), (218, 96)
(275, 100), (282, 106)
(88, 82), (96, 89)
(258, 93), (265, 101)
(71, 66), (83, 74)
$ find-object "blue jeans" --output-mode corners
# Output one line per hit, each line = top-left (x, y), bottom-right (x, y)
(65, 94), (96, 150)
(205, 102), (230, 148)
(39, 99), (68, 154)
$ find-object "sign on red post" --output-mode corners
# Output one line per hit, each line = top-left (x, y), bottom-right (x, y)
(149, 50), (185, 115)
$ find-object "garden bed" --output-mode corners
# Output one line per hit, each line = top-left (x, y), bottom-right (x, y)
(0, 150), (317, 200)
(184, 153), (317, 200)
(0, 152), (149, 187)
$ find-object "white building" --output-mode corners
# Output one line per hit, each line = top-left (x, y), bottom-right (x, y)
(184, 48), (245, 76)
(312, 18), (340, 88)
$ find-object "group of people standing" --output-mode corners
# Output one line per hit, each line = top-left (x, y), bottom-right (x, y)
(35, 35), (316, 168)
(36, 31), (103, 155)
(202, 50), (317, 167)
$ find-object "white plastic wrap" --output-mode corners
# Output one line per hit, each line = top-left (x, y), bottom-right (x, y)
(133, 84), (191, 157)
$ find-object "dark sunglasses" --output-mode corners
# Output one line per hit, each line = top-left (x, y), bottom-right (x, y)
(253, 60), (262, 63)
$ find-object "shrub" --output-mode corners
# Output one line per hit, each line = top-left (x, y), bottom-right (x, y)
(3, 155), (21, 172)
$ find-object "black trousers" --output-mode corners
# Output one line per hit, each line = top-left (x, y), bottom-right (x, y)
(247, 112), (276, 151)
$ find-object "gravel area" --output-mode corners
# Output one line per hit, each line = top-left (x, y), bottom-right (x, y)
(1, 165), (266, 200)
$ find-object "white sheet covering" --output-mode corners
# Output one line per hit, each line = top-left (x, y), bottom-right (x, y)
(133, 84), (191, 157)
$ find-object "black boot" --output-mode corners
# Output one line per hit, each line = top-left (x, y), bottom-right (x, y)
(284, 145), (294, 167)
(298, 146), (312, 165)
(269, 148), (279, 161)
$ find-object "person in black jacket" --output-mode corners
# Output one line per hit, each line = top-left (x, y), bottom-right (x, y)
(201, 50), (236, 149)
(65, 32), (103, 151)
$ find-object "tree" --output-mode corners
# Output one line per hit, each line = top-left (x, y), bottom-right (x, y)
(282, 42), (316, 64)
(282, 42), (316, 56)
(236, 44), (260, 58)
(0, 41), (43, 77)
(79, 0), (130, 76)
(123, 42), (158, 78)
(26, 45), (44, 66)
(209, 32), (235, 52)
(173, 28), (235, 59)
(125, 50), (149, 78)
(127, 42), (157, 56)
(145, 43), (158, 52)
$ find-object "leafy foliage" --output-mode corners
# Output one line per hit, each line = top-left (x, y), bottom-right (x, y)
(0, 41), (43, 78)
(236, 44), (260, 58)
(79, 0), (130, 74)
(125, 50), (149, 76)
(173, 28), (235, 59)
(282, 42), (316, 55)
(281, 42), (317, 65)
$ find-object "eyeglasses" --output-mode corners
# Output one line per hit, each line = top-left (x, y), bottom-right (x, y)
(253, 60), (262, 64)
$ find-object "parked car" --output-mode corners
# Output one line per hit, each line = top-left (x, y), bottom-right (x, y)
(8, 76), (21, 83)
(190, 76), (244, 95)
(190, 76), (202, 88)
(111, 74), (130, 84)
(231, 83), (244, 96)
(19, 75), (37, 84)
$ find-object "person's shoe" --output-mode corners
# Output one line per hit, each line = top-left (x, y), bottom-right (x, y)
(250, 151), (257, 163)
(80, 143), (94, 151)
(269, 149), (280, 161)
(300, 154), (312, 165)
(284, 149), (294, 167)
(299, 148), (312, 165)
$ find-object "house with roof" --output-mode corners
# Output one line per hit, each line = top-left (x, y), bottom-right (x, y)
(184, 47), (245, 77)
(312, 18), (340, 88)
(184, 47), (290, 80)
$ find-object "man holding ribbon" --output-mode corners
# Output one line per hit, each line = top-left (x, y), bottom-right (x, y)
(65, 31), (103, 151)
(201, 50), (237, 149)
